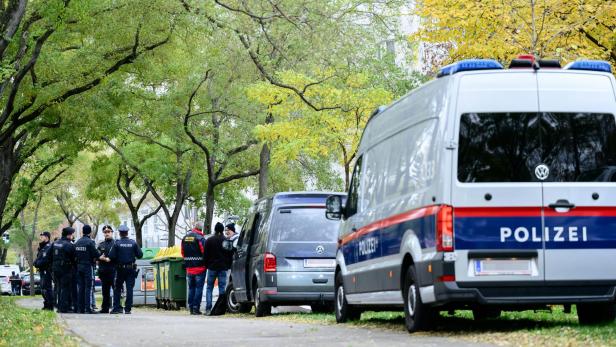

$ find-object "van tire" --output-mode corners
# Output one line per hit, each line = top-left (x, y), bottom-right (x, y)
(472, 308), (501, 321)
(577, 303), (616, 325)
(225, 282), (251, 314)
(253, 285), (271, 317)
(403, 265), (434, 333)
(335, 272), (361, 323)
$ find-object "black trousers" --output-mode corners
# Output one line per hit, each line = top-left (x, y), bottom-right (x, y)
(40, 270), (54, 309)
(113, 268), (135, 312)
(76, 264), (93, 313)
(99, 268), (115, 312)
(53, 270), (73, 312)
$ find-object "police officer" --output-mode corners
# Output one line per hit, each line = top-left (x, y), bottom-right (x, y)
(75, 225), (101, 314)
(108, 225), (143, 314)
(50, 227), (76, 313)
(34, 231), (54, 310)
(97, 225), (116, 313)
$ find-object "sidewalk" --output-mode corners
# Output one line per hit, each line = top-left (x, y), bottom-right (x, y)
(17, 297), (492, 347)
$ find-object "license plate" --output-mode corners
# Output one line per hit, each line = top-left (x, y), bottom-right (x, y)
(304, 259), (336, 268)
(474, 258), (532, 276)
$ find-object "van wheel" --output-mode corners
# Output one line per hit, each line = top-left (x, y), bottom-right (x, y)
(577, 303), (616, 325)
(472, 308), (502, 321)
(335, 272), (360, 323)
(225, 283), (240, 314)
(403, 265), (434, 333)
(254, 286), (271, 317)
(311, 303), (334, 314)
(226, 283), (251, 314)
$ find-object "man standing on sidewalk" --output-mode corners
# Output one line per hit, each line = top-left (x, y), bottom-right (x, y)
(34, 231), (54, 310)
(75, 225), (101, 314)
(204, 222), (232, 315)
(51, 227), (76, 313)
(181, 221), (207, 315)
(109, 225), (142, 314)
(97, 225), (116, 313)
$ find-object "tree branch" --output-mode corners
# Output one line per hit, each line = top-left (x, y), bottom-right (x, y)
(183, 70), (214, 179)
(215, 168), (260, 186)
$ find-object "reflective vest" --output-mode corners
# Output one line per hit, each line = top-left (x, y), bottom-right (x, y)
(181, 231), (205, 268)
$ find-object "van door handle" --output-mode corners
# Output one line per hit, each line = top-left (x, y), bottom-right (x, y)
(548, 199), (575, 209)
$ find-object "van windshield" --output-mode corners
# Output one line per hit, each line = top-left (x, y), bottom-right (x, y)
(458, 112), (616, 182)
(273, 207), (339, 242)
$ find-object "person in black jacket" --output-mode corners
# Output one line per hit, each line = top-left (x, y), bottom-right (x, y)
(34, 231), (54, 310)
(74, 225), (101, 314)
(51, 227), (76, 313)
(109, 225), (143, 314)
(97, 225), (116, 313)
(204, 222), (232, 315)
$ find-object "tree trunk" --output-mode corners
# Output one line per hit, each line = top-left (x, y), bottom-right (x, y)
(0, 248), (7, 264)
(0, 138), (17, 236)
(344, 161), (350, 191)
(258, 143), (270, 199)
(130, 212), (142, 247)
(168, 211), (180, 247)
(258, 114), (274, 199)
(204, 185), (215, 236)
(28, 248), (34, 296)
(91, 222), (100, 241)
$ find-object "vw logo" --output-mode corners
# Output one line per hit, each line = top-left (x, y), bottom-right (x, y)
(315, 245), (325, 254)
(535, 164), (550, 181)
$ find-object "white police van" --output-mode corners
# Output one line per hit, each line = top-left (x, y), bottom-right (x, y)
(325, 56), (616, 332)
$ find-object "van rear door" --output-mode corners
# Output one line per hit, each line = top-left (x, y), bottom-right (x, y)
(270, 206), (338, 291)
(538, 72), (616, 281)
(452, 72), (544, 283)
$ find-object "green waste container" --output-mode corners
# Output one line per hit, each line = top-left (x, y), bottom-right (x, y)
(151, 247), (186, 310)
(141, 247), (160, 260)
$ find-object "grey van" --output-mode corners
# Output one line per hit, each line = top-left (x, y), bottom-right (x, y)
(226, 192), (345, 316)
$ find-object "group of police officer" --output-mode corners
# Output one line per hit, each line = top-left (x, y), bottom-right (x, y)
(34, 224), (143, 314)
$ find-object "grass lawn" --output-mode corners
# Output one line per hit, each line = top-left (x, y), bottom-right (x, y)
(232, 306), (616, 347)
(0, 296), (77, 347)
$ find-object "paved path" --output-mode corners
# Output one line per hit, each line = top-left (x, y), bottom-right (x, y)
(18, 298), (491, 347)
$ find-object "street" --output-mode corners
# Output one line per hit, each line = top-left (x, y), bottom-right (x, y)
(17, 298), (491, 347)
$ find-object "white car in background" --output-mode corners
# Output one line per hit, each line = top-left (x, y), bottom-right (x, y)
(0, 276), (11, 295)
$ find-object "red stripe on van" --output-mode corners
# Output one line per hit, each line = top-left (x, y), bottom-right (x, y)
(455, 207), (542, 218)
(340, 205), (439, 246)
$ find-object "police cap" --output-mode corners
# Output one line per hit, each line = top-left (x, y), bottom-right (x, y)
(118, 224), (129, 234)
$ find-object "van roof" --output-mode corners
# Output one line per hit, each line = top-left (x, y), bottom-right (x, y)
(254, 191), (345, 207)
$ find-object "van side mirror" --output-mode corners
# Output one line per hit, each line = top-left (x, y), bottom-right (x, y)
(325, 195), (344, 220)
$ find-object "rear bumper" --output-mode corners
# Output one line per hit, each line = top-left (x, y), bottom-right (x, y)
(259, 288), (335, 305)
(433, 280), (616, 306)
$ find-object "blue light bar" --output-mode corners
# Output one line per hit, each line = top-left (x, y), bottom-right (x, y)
(565, 60), (612, 73)
(437, 59), (504, 78)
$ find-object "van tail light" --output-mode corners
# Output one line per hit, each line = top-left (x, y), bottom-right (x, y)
(264, 252), (277, 272)
(436, 205), (454, 252)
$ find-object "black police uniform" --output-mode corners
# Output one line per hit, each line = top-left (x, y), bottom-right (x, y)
(97, 238), (116, 313)
(75, 235), (100, 313)
(50, 237), (76, 313)
(109, 236), (143, 313)
(34, 240), (54, 310)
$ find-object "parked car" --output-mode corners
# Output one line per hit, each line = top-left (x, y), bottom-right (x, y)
(21, 274), (41, 295)
(0, 264), (20, 279)
(0, 276), (11, 295)
(227, 191), (345, 316)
